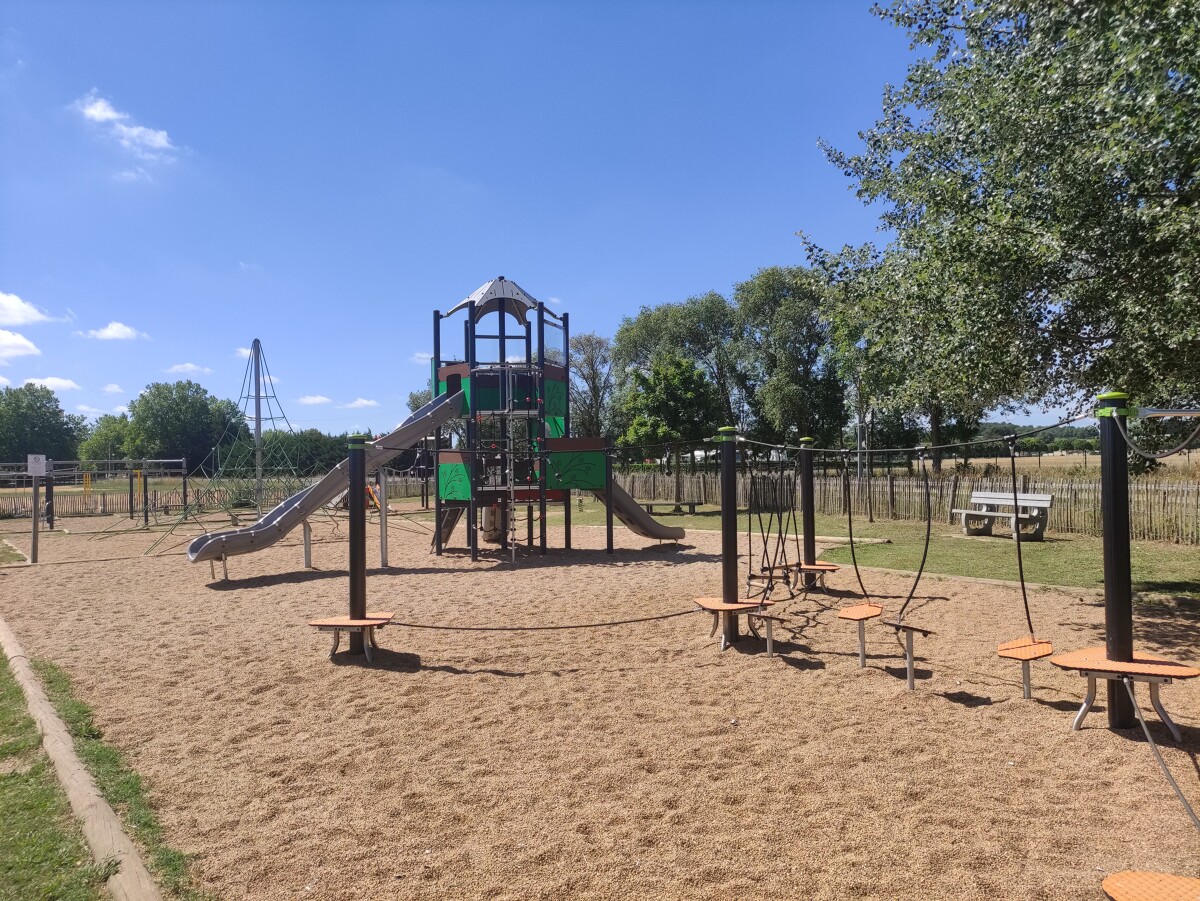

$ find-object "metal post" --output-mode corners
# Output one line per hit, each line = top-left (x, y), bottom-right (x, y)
(433, 311), (443, 555)
(1098, 391), (1135, 728)
(906, 630), (915, 690)
(30, 477), (39, 564)
(378, 466), (389, 568)
(537, 302), (547, 554)
(526, 320), (534, 547)
(128, 470), (134, 519)
(562, 310), (571, 550)
(303, 519), (312, 568)
(799, 437), (816, 587)
(142, 462), (149, 527)
(719, 426), (739, 645)
(252, 338), (264, 516)
(181, 457), (188, 521)
(467, 303), (479, 562)
(44, 467), (54, 531)
(348, 435), (368, 655)
(605, 437), (614, 554)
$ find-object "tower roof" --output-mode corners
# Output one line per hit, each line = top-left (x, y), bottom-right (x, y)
(446, 276), (540, 325)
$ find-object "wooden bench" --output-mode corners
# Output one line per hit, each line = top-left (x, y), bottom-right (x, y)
(641, 501), (698, 514)
(308, 611), (394, 663)
(1049, 646), (1199, 743)
(694, 598), (781, 656)
(951, 490), (1053, 541)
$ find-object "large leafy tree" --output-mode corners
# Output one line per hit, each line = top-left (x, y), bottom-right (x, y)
(734, 265), (846, 447)
(568, 332), (615, 438)
(824, 0), (1200, 406)
(78, 414), (134, 462)
(612, 292), (746, 425)
(0, 384), (88, 461)
(617, 353), (723, 454)
(127, 381), (245, 468)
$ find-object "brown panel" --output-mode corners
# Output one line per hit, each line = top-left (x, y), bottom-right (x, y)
(545, 437), (607, 451)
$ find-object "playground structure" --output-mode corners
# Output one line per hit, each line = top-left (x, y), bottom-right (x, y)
(184, 278), (683, 574)
(430, 276), (683, 563)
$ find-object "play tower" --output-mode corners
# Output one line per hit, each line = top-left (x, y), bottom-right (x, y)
(431, 277), (615, 561)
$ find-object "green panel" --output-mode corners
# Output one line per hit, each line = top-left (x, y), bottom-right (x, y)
(546, 416), (566, 439)
(473, 385), (501, 411)
(438, 462), (472, 500)
(544, 378), (568, 417)
(547, 451), (607, 490)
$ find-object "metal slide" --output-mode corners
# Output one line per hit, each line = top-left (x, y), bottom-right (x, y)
(187, 391), (464, 563)
(592, 481), (685, 541)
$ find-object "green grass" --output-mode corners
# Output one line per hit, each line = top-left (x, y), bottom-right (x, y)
(31, 661), (209, 901)
(0, 539), (23, 565)
(0, 655), (107, 901)
(563, 498), (1200, 596)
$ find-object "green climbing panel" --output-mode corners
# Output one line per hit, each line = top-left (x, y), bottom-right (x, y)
(438, 462), (472, 501)
(546, 451), (606, 490)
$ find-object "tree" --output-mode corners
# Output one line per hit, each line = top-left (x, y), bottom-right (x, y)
(126, 381), (245, 468)
(78, 414), (134, 462)
(617, 353), (722, 456)
(734, 266), (845, 447)
(612, 292), (745, 425)
(0, 385), (88, 461)
(823, 1), (1200, 407)
(568, 333), (615, 438)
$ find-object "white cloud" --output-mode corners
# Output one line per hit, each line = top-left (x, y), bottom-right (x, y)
(102, 383), (123, 394)
(79, 321), (145, 340)
(113, 404), (129, 415)
(236, 347), (252, 359)
(113, 167), (151, 184)
(76, 404), (104, 415)
(0, 291), (51, 326)
(24, 377), (81, 391)
(0, 330), (40, 363)
(237, 262), (263, 273)
(0, 375), (9, 386)
(298, 395), (331, 405)
(165, 363), (211, 375)
(546, 296), (564, 306)
(72, 91), (177, 164)
(341, 398), (379, 409)
(410, 352), (433, 365)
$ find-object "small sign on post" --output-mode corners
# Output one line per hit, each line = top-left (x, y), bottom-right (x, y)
(27, 454), (47, 477)
(27, 454), (45, 563)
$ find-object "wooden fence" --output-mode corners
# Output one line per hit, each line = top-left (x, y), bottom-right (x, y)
(613, 471), (1200, 545)
(4, 470), (1197, 545)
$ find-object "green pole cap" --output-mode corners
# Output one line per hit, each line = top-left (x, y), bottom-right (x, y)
(347, 434), (369, 449)
(798, 437), (814, 445)
(716, 425), (738, 442)
(1097, 391), (1129, 401)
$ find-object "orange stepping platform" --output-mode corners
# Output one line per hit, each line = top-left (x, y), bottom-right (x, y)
(1102, 870), (1200, 901)
(694, 598), (779, 656)
(997, 636), (1054, 661)
(308, 611), (394, 663)
(838, 602), (884, 622)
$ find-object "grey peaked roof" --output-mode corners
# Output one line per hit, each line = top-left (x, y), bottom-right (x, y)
(445, 276), (540, 326)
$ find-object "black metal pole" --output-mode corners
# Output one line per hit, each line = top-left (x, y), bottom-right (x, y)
(605, 436), (614, 554)
(128, 470), (134, 519)
(433, 310), (443, 555)
(142, 462), (149, 526)
(181, 457), (189, 521)
(719, 426), (739, 644)
(348, 434), (368, 654)
(799, 437), (816, 587)
(1097, 391), (1135, 728)
(537, 302), (547, 554)
(45, 466), (54, 531)
(562, 310), (571, 550)
(525, 319), (534, 547)
(467, 303), (479, 562)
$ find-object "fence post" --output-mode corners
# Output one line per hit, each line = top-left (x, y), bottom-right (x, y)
(946, 474), (959, 524)
(887, 473), (896, 519)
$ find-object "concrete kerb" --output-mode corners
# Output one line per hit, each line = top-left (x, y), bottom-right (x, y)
(0, 614), (164, 901)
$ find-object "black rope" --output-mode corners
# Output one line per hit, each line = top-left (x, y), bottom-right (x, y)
(1114, 415), (1200, 460)
(387, 608), (700, 632)
(893, 448), (933, 624)
(1006, 436), (1036, 636)
(841, 451), (871, 601)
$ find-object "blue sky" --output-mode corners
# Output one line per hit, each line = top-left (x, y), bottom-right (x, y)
(0, 1), (1066, 436)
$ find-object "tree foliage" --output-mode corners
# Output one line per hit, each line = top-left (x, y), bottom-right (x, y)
(0, 385), (88, 461)
(823, 0), (1200, 406)
(126, 381), (246, 467)
(568, 332), (615, 438)
(617, 354), (723, 453)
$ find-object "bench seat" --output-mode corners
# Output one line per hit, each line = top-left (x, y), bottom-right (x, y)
(952, 490), (1054, 541)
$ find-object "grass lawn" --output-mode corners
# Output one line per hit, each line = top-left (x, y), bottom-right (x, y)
(0, 656), (105, 901)
(560, 498), (1200, 597)
(0, 539), (23, 565)
(32, 662), (209, 901)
